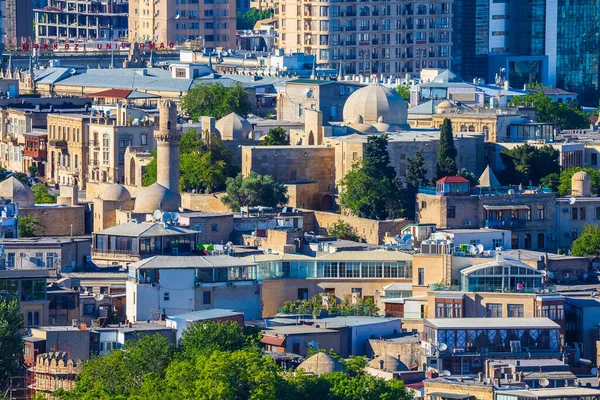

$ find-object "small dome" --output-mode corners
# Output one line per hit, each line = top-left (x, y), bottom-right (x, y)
(99, 184), (132, 202)
(134, 183), (180, 213)
(436, 100), (455, 110)
(0, 176), (34, 207)
(298, 353), (346, 375)
(367, 355), (409, 372)
(373, 116), (393, 132)
(347, 122), (378, 134)
(215, 112), (253, 140)
(572, 171), (591, 181)
(343, 82), (409, 128)
(432, 70), (464, 83)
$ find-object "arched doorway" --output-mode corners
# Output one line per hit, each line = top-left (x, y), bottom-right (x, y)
(308, 131), (315, 145)
(129, 158), (136, 186)
(468, 125), (475, 132)
(320, 194), (334, 211)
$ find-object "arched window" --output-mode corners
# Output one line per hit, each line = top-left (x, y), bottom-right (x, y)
(468, 125), (475, 132)
(33, 311), (39, 326)
(27, 312), (32, 326)
(460, 125), (467, 132)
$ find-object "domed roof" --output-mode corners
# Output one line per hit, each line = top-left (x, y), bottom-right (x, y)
(215, 112), (252, 140)
(298, 352), (346, 375)
(343, 82), (409, 128)
(367, 355), (409, 372)
(99, 184), (132, 202)
(0, 176), (34, 207)
(432, 70), (464, 83)
(572, 171), (591, 181)
(134, 183), (180, 213)
(346, 115), (378, 134)
(436, 100), (455, 110)
(373, 116), (393, 132)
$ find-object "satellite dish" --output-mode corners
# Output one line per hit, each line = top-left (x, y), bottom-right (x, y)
(94, 294), (105, 302)
(175, 14), (180, 19)
(441, 370), (452, 377)
(539, 378), (550, 388)
(162, 212), (172, 222)
(77, 323), (87, 331)
(541, 270), (547, 277)
(468, 245), (477, 255)
(568, 197), (577, 205)
(105, 110), (111, 117)
(547, 271), (555, 279)
(171, 212), (180, 223)
(476, 244), (485, 254)
(438, 343), (448, 351)
(306, 89), (313, 98)
(591, 368), (599, 376)
(142, 115), (149, 123)
(132, 118), (140, 126)
(153, 209), (162, 220)
(91, 109), (98, 116)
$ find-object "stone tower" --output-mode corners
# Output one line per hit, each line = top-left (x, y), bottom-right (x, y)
(156, 99), (180, 195)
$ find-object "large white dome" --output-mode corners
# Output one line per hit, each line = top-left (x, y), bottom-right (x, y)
(134, 183), (180, 213)
(343, 82), (409, 128)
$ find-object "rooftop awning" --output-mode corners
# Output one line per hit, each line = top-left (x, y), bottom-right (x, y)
(428, 393), (474, 400)
(483, 205), (530, 211)
(260, 336), (286, 347)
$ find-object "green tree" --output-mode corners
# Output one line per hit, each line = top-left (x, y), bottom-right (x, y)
(142, 129), (236, 193)
(540, 172), (561, 193)
(221, 172), (289, 211)
(404, 149), (428, 218)
(181, 82), (252, 121)
(340, 135), (404, 220)
(59, 334), (176, 400)
(550, 167), (600, 196)
(457, 168), (479, 187)
(509, 91), (589, 130)
(28, 165), (38, 177)
(499, 144), (560, 185)
(571, 225), (600, 257)
(327, 220), (363, 242)
(236, 8), (274, 30)
(0, 294), (24, 385)
(19, 215), (43, 237)
(262, 126), (289, 146)
(436, 118), (458, 179)
(32, 183), (56, 204)
(394, 84), (410, 101)
(180, 321), (252, 360)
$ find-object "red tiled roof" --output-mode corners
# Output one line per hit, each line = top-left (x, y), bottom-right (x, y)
(436, 176), (470, 184)
(86, 89), (133, 99)
(260, 336), (286, 346)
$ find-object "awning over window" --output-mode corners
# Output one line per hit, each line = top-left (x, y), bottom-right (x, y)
(483, 205), (530, 211)
(428, 392), (474, 400)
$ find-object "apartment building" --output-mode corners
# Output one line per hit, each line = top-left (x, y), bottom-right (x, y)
(275, 0), (452, 76)
(47, 114), (90, 189)
(128, 0), (236, 48)
(3, 0), (34, 48)
(34, 0), (129, 43)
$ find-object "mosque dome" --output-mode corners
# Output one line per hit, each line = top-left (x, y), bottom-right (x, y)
(572, 171), (591, 181)
(215, 112), (253, 140)
(367, 355), (409, 372)
(99, 184), (132, 202)
(343, 82), (409, 128)
(298, 352), (346, 375)
(346, 114), (378, 134)
(134, 183), (180, 213)
(0, 176), (34, 207)
(373, 116), (393, 132)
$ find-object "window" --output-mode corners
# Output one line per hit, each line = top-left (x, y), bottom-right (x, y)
(447, 206), (456, 219)
(83, 304), (95, 315)
(211, 224), (218, 232)
(538, 233), (545, 249)
(508, 304), (524, 317)
(298, 288), (309, 300)
(486, 303), (502, 318)
(164, 292), (170, 301)
(435, 300), (462, 318)
(596, 207), (600, 220)
(141, 134), (148, 145)
(34, 311), (39, 326)
(572, 207), (578, 220)
(592, 153), (597, 166)
(492, 238), (504, 249)
(418, 268), (425, 286)
(7, 253), (14, 268)
(580, 207), (586, 220)
(524, 234), (532, 249)
(537, 204), (545, 220)
(27, 312), (32, 326)
(203, 291), (211, 304)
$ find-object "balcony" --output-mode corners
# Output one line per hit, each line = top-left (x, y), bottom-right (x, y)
(49, 139), (68, 149)
(23, 148), (47, 159)
(485, 219), (526, 229)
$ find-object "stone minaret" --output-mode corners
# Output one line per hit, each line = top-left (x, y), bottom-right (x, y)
(156, 99), (180, 195)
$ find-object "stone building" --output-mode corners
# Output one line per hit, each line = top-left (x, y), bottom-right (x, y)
(93, 184), (135, 232)
(29, 352), (83, 399)
(241, 145), (336, 211)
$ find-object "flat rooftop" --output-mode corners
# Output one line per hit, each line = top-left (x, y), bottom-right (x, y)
(496, 387), (600, 398)
(262, 324), (338, 335)
(168, 309), (242, 322)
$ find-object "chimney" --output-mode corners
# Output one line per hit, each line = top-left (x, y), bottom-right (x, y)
(478, 372), (484, 383)
(379, 359), (385, 370)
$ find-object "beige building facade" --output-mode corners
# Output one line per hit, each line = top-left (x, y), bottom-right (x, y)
(128, 0), (236, 48)
(275, 0), (452, 76)
(47, 114), (90, 188)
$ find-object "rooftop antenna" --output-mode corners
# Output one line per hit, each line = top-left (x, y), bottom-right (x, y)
(310, 56), (316, 80)
(208, 53), (213, 69)
(149, 49), (155, 68)
(6, 53), (12, 71)
(110, 49), (115, 69)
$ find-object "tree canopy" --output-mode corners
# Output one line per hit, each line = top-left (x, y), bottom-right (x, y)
(541, 167), (600, 196)
(181, 82), (252, 121)
(0, 294), (24, 386)
(57, 321), (413, 400)
(394, 84), (410, 101)
(32, 183), (57, 204)
(498, 144), (560, 186)
(508, 91), (589, 130)
(236, 8), (274, 30)
(436, 118), (457, 179)
(221, 172), (289, 211)
(142, 129), (237, 193)
(340, 135), (404, 220)
(571, 225), (600, 258)
(404, 149), (428, 219)
(262, 126), (289, 146)
(19, 215), (43, 237)
(327, 220), (363, 242)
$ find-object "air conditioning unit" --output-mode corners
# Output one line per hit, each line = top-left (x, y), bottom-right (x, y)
(464, 219), (472, 226)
